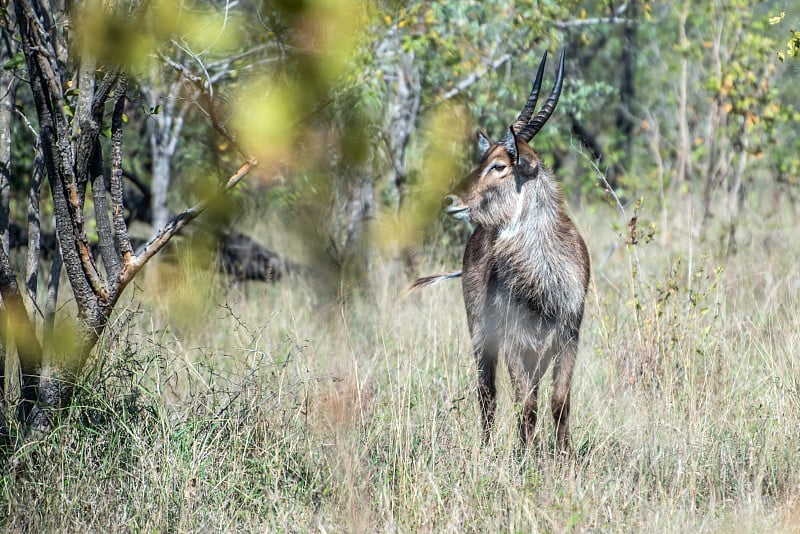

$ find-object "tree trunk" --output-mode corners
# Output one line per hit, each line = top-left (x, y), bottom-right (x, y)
(615, 0), (638, 174)
(332, 170), (375, 279)
(0, 40), (16, 424)
(145, 72), (187, 234)
(676, 0), (691, 186)
(151, 146), (172, 231)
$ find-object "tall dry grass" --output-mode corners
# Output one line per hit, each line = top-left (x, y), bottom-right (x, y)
(2, 188), (799, 532)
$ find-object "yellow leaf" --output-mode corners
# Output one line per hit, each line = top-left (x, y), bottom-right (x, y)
(768, 12), (785, 25)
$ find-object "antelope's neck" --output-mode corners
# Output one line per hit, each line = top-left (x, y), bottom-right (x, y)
(495, 183), (562, 260)
(490, 183), (585, 322)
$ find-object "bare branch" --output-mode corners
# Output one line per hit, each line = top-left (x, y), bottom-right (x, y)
(24, 151), (44, 327)
(117, 160), (254, 293)
(173, 39), (216, 100)
(156, 51), (252, 161)
(14, 107), (38, 139)
(91, 143), (120, 280)
(206, 43), (273, 69)
(110, 76), (133, 275)
(433, 53), (511, 106)
(553, 17), (634, 30)
(38, 0), (68, 65)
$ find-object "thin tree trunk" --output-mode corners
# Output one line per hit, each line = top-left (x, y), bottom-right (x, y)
(615, 0), (637, 174)
(147, 74), (187, 233)
(0, 41), (16, 424)
(725, 139), (748, 255)
(151, 147), (172, 231)
(383, 52), (420, 212)
(333, 170), (375, 278)
(25, 153), (44, 327)
(676, 0), (691, 187)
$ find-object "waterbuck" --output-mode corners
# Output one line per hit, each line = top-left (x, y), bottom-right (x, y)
(412, 50), (590, 453)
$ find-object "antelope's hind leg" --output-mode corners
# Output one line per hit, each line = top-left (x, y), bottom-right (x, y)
(516, 380), (539, 449)
(508, 346), (548, 449)
(551, 337), (578, 454)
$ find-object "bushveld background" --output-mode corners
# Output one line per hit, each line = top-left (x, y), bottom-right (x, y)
(1, 0), (799, 532)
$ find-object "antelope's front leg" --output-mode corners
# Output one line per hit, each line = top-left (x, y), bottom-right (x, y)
(474, 335), (499, 444)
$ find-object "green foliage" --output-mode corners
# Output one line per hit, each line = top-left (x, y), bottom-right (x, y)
(770, 10), (800, 62)
(2, 51), (24, 71)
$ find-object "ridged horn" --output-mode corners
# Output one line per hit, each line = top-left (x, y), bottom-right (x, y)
(517, 48), (566, 143)
(510, 51), (548, 134)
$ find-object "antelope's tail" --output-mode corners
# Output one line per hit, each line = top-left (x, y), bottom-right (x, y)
(405, 270), (463, 294)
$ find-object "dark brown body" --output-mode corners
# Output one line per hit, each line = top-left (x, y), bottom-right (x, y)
(460, 152), (590, 451)
(411, 50), (589, 452)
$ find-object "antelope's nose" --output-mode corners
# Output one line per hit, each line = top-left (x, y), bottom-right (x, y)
(442, 194), (470, 221)
(442, 195), (461, 210)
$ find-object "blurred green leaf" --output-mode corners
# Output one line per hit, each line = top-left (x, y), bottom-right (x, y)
(3, 51), (24, 70)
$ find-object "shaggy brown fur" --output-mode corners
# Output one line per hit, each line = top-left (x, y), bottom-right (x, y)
(411, 50), (590, 453)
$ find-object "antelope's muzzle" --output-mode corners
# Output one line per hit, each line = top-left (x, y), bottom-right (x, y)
(442, 194), (470, 221)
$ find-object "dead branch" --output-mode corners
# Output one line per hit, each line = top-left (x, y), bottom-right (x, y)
(116, 161), (254, 293)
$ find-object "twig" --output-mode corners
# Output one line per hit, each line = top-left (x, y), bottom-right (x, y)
(432, 53), (511, 105)
(553, 17), (634, 30)
(116, 161), (255, 293)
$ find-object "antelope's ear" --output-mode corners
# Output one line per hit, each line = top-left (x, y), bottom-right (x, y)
(516, 152), (539, 178)
(501, 127), (519, 163)
(515, 152), (539, 192)
(476, 132), (491, 159)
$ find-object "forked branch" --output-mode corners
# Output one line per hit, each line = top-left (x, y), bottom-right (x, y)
(113, 161), (255, 297)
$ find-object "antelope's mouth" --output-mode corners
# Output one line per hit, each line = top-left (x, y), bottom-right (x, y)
(442, 194), (470, 221)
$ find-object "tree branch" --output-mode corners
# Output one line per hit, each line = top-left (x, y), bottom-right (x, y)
(116, 160), (254, 295)
(24, 150), (44, 327)
(156, 51), (252, 161)
(432, 53), (511, 106)
(109, 76), (133, 280)
(553, 17), (635, 30)
(91, 142), (120, 280)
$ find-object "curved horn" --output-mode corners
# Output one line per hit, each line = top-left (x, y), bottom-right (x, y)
(517, 48), (566, 143)
(510, 51), (548, 134)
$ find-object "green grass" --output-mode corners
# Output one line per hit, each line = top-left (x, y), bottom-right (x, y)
(2, 190), (800, 532)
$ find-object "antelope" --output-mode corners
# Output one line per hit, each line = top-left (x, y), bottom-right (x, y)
(411, 50), (590, 453)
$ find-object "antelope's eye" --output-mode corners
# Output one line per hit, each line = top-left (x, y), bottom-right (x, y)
(491, 163), (506, 172)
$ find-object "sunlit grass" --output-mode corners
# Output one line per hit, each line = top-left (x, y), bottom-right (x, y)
(2, 189), (800, 532)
